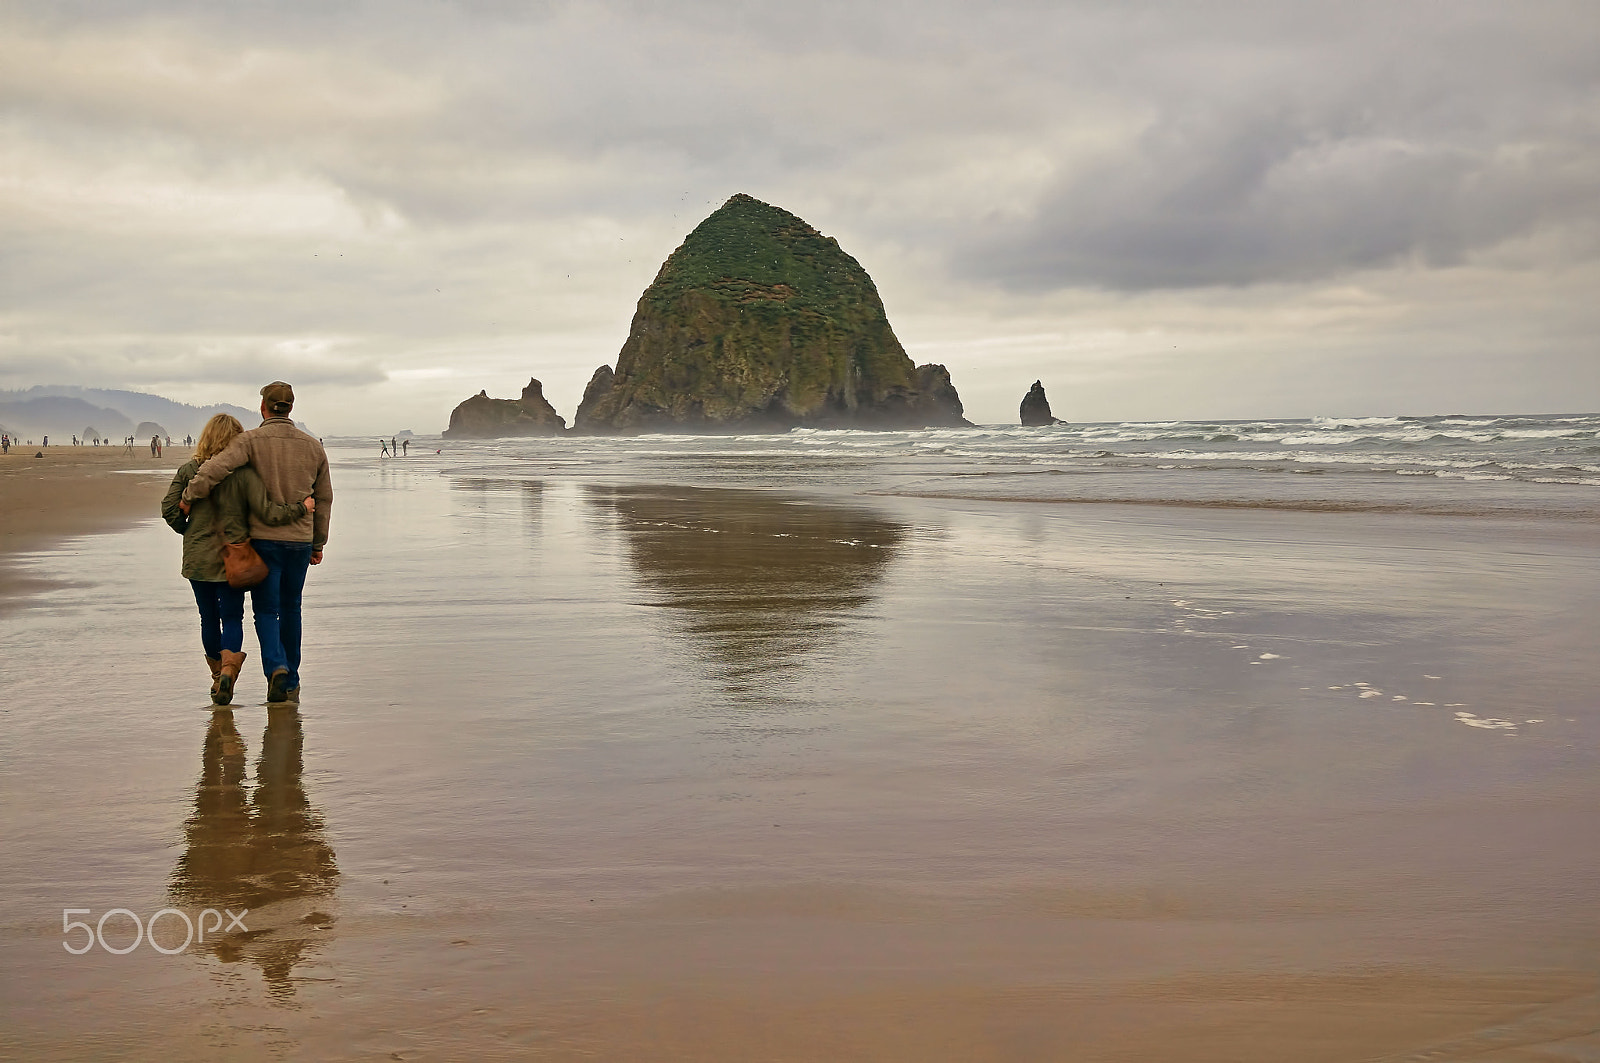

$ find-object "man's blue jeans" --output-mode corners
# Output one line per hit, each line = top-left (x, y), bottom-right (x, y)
(250, 540), (313, 688)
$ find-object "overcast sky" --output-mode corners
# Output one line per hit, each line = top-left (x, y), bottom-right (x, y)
(3, 0), (1597, 433)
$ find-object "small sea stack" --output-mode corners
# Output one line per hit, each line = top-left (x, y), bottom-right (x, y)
(443, 378), (567, 438)
(1020, 380), (1060, 426)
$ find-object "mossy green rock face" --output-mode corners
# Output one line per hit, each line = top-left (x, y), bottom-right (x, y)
(575, 194), (969, 433)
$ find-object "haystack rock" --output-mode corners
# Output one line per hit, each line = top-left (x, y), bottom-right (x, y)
(1020, 380), (1060, 426)
(443, 378), (567, 438)
(135, 421), (169, 440)
(574, 194), (970, 433)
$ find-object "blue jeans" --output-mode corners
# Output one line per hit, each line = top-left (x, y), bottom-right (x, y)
(189, 580), (246, 659)
(250, 540), (314, 687)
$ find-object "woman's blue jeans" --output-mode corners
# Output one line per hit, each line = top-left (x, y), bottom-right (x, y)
(189, 579), (246, 659)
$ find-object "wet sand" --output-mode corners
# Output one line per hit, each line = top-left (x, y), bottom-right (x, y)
(0, 447), (186, 609)
(2, 453), (1598, 1060)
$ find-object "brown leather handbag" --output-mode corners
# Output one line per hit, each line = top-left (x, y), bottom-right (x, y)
(221, 540), (269, 588)
(212, 509), (269, 588)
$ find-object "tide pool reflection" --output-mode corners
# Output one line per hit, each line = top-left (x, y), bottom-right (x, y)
(169, 710), (338, 1000)
(591, 486), (903, 698)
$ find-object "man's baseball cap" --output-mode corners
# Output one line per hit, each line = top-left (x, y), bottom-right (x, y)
(261, 381), (295, 414)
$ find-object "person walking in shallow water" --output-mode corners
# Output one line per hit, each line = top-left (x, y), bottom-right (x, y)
(163, 414), (311, 705)
(380, 439), (390, 457)
(181, 382), (333, 705)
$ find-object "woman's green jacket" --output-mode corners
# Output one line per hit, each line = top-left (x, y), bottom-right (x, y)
(161, 459), (306, 582)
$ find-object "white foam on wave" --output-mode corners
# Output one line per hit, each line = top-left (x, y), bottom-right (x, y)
(1455, 712), (1518, 730)
(1311, 416), (1406, 428)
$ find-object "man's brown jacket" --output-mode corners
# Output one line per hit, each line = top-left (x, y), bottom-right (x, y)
(182, 417), (333, 549)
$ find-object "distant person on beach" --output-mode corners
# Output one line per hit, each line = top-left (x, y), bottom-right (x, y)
(180, 382), (333, 705)
(2, 435), (9, 454)
(402, 438), (409, 456)
(162, 414), (312, 706)
(380, 439), (390, 457)
(151, 436), (162, 457)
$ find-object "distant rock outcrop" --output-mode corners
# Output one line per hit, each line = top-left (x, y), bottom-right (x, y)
(1020, 380), (1060, 426)
(574, 194), (970, 433)
(443, 378), (567, 438)
(135, 421), (169, 440)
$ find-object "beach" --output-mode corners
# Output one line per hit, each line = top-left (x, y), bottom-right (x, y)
(2, 436), (1598, 1061)
(0, 447), (187, 608)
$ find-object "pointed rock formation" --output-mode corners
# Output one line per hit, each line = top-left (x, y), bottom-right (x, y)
(443, 378), (567, 438)
(1020, 380), (1060, 426)
(576, 365), (616, 422)
(574, 194), (970, 433)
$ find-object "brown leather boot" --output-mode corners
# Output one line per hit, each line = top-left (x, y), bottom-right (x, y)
(215, 650), (248, 706)
(206, 657), (223, 699)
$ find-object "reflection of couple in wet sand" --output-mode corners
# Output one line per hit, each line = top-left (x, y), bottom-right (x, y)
(161, 382), (333, 706)
(169, 709), (338, 1000)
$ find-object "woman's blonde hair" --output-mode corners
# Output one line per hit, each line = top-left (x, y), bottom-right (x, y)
(195, 414), (244, 463)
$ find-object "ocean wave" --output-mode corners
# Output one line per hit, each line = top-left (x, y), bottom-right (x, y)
(1310, 415), (1407, 428)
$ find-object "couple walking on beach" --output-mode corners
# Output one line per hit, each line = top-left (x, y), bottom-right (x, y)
(161, 382), (333, 706)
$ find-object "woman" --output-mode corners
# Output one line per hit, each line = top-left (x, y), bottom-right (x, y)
(162, 414), (312, 706)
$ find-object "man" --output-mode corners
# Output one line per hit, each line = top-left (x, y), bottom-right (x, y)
(182, 382), (333, 703)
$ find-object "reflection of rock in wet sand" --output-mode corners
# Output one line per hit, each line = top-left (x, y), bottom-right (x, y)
(169, 710), (338, 1000)
(591, 486), (903, 696)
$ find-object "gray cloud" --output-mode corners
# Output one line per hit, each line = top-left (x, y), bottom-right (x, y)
(965, 108), (1600, 290)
